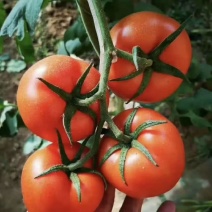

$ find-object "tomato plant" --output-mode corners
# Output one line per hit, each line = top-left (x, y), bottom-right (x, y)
(17, 55), (102, 143)
(109, 12), (192, 103)
(2, 0), (201, 210)
(21, 142), (105, 212)
(98, 108), (185, 198)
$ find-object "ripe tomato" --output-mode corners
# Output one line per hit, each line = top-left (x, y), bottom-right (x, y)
(109, 12), (192, 103)
(17, 55), (102, 143)
(21, 143), (105, 212)
(98, 108), (185, 198)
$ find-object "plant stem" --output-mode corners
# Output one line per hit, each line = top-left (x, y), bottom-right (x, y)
(101, 99), (130, 143)
(74, 0), (130, 156)
(76, 0), (115, 106)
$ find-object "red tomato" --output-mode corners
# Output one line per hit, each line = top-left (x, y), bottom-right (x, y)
(17, 55), (103, 143)
(98, 108), (185, 198)
(21, 143), (104, 212)
(109, 12), (192, 103)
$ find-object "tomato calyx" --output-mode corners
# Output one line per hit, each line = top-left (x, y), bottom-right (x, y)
(35, 130), (107, 202)
(111, 15), (192, 103)
(38, 62), (98, 144)
(100, 108), (167, 184)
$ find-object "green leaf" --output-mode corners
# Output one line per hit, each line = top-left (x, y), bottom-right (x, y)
(64, 18), (86, 42)
(0, 2), (7, 53)
(23, 134), (51, 155)
(25, 0), (44, 34)
(0, 100), (15, 126)
(180, 111), (212, 129)
(0, 0), (44, 39)
(0, 100), (19, 137)
(198, 63), (212, 81)
(104, 0), (134, 21)
(65, 38), (82, 55)
(16, 27), (35, 64)
(0, 61), (6, 71)
(0, 54), (10, 62)
(76, 0), (99, 55)
(134, 2), (163, 13)
(57, 41), (69, 56)
(151, 0), (176, 12)
(5, 113), (18, 136)
(6, 59), (26, 72)
(62, 17), (93, 56)
(177, 88), (212, 112)
(0, 37), (3, 54)
(0, 3), (7, 27)
(102, 0), (113, 7)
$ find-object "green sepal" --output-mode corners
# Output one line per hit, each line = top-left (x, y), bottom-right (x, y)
(127, 68), (153, 103)
(124, 108), (138, 135)
(77, 105), (97, 124)
(110, 69), (143, 82)
(73, 136), (91, 162)
(56, 130), (71, 165)
(150, 14), (193, 58)
(119, 146), (129, 184)
(132, 46), (147, 60)
(153, 60), (190, 84)
(101, 128), (117, 140)
(131, 139), (158, 167)
(133, 120), (167, 139)
(73, 62), (94, 96)
(63, 104), (77, 144)
(132, 46), (152, 71)
(80, 85), (99, 98)
(38, 78), (70, 101)
(76, 167), (108, 190)
(70, 172), (81, 202)
(100, 143), (123, 166)
(35, 164), (69, 179)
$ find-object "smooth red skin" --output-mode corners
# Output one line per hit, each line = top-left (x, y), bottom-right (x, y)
(21, 143), (105, 212)
(109, 12), (192, 103)
(98, 108), (185, 198)
(17, 55), (102, 143)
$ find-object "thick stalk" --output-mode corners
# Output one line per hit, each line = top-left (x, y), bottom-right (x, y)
(76, 0), (115, 106)
(101, 99), (130, 143)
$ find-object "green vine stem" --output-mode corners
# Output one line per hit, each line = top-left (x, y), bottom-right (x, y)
(74, 0), (131, 142)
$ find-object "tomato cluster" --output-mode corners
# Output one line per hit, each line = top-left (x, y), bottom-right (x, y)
(18, 11), (190, 212)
